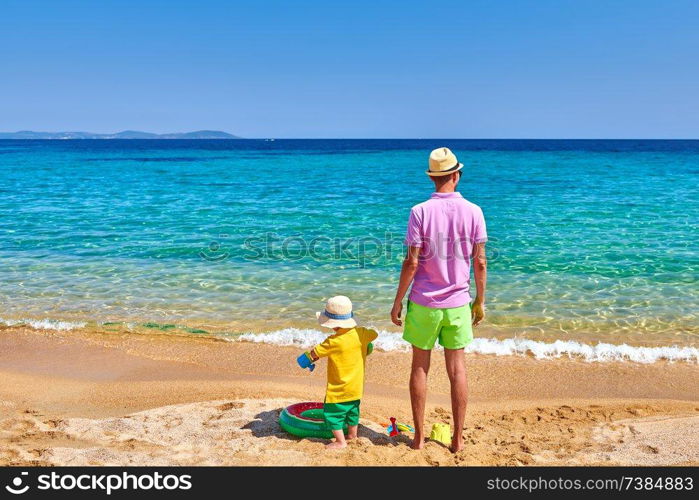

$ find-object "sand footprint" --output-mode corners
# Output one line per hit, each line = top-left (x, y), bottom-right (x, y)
(0, 418), (38, 434)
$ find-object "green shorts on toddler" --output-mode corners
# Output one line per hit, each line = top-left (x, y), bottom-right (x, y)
(323, 400), (360, 430)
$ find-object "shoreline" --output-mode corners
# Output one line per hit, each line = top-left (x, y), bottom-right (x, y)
(1, 318), (697, 365)
(1, 327), (697, 466)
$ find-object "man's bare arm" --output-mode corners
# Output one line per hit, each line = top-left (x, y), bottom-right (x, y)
(471, 242), (487, 326)
(391, 246), (420, 326)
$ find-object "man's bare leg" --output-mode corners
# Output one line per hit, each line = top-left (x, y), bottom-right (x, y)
(409, 346), (431, 450)
(444, 348), (468, 452)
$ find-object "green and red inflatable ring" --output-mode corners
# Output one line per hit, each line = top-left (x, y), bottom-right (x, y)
(279, 402), (347, 439)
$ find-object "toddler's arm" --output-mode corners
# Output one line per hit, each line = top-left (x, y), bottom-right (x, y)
(296, 341), (328, 372)
(361, 327), (378, 356)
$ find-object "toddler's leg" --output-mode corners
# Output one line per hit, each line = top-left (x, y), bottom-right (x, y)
(326, 429), (347, 449)
(346, 400), (360, 440)
(324, 402), (347, 449)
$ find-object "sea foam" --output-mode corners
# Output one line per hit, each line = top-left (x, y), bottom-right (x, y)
(0, 317), (87, 331)
(233, 328), (698, 364)
(2, 316), (695, 364)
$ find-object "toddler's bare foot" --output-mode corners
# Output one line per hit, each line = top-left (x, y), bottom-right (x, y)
(326, 440), (347, 450)
(450, 437), (463, 453)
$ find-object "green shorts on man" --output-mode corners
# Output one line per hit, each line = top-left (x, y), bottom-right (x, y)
(402, 301), (473, 350)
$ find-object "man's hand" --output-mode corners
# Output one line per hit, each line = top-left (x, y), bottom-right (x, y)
(391, 301), (403, 326)
(471, 301), (485, 327)
(391, 246), (419, 327)
(471, 243), (487, 327)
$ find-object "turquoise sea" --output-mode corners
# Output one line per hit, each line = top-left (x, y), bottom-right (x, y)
(0, 139), (697, 361)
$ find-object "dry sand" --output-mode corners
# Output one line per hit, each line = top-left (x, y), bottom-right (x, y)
(0, 326), (697, 466)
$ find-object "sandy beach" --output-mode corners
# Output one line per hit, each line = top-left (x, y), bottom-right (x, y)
(0, 325), (697, 466)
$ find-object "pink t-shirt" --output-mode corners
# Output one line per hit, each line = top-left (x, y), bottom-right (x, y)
(404, 192), (487, 309)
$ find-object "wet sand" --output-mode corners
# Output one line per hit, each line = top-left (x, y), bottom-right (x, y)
(0, 326), (697, 466)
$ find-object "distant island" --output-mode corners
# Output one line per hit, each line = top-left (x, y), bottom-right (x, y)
(0, 130), (242, 140)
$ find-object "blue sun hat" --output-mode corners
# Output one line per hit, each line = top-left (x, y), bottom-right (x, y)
(316, 295), (357, 329)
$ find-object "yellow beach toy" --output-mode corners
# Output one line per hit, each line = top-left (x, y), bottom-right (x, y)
(429, 423), (451, 446)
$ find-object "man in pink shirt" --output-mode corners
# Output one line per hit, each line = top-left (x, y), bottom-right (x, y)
(391, 147), (488, 452)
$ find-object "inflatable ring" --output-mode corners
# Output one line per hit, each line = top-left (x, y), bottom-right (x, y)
(279, 402), (348, 439)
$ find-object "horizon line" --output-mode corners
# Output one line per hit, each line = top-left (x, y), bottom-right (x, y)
(1, 137), (699, 141)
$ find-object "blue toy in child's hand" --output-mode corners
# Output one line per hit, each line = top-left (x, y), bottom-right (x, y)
(297, 352), (315, 372)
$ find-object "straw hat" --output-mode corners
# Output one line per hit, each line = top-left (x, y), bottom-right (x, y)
(316, 295), (357, 329)
(427, 147), (463, 176)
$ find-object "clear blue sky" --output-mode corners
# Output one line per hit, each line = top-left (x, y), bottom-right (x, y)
(2, 0), (698, 138)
